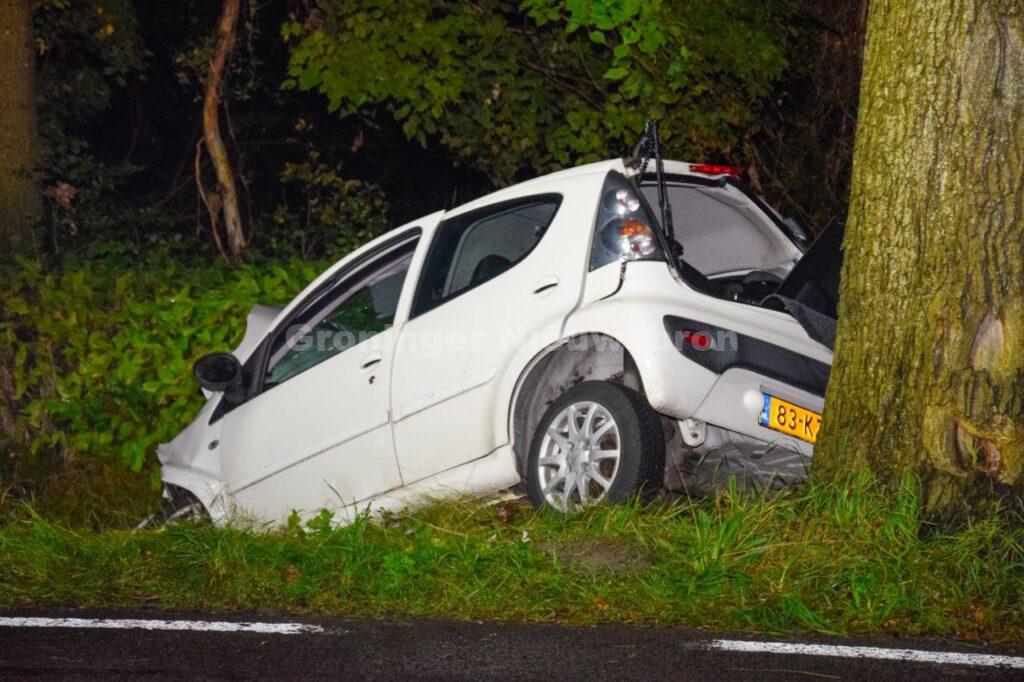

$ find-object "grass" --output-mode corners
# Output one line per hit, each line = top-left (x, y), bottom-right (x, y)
(1, 478), (1023, 642)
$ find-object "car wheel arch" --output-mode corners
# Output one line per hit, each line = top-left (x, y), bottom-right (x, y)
(507, 332), (646, 476)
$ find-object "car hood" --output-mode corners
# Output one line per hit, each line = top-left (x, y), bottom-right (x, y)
(234, 303), (282, 361)
(196, 303), (282, 402)
(163, 302), (283, 471)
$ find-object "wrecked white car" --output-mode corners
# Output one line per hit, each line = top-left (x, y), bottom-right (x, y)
(152, 150), (841, 526)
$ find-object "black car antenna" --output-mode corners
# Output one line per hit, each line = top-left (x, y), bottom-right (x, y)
(632, 120), (676, 248)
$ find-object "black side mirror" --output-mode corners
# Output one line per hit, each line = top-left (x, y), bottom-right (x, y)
(193, 352), (244, 395)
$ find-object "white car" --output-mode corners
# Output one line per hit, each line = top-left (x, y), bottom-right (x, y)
(153, 157), (841, 526)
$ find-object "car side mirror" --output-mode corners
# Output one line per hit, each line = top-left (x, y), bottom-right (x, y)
(193, 352), (244, 401)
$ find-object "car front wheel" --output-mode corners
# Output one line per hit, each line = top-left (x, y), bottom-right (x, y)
(526, 380), (664, 512)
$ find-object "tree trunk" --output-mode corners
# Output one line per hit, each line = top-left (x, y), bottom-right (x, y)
(198, 0), (247, 264)
(0, 0), (41, 254)
(816, 0), (1024, 510)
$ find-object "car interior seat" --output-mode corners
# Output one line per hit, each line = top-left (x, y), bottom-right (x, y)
(470, 253), (513, 287)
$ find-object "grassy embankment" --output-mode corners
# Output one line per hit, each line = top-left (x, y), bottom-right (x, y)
(2, 478), (1022, 642)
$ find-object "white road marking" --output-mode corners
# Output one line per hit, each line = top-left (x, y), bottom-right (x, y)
(710, 639), (1024, 669)
(0, 616), (323, 635)
(1, 617), (1020, 668)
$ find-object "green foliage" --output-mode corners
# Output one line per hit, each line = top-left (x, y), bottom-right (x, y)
(2, 479), (1023, 641)
(35, 0), (147, 117)
(29, 1), (394, 260)
(171, 2), (263, 105)
(271, 141), (391, 259)
(32, 0), (166, 252)
(285, 0), (793, 183)
(0, 247), (326, 476)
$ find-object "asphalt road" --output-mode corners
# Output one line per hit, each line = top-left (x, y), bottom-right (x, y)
(1, 611), (1021, 680)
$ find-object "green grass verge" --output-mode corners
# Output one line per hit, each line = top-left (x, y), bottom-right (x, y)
(1, 479), (1022, 641)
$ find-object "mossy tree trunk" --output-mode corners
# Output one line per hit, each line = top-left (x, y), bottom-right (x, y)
(0, 0), (41, 254)
(816, 0), (1024, 509)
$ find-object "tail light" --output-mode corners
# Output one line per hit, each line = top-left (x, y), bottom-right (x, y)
(689, 164), (744, 178)
(590, 172), (665, 270)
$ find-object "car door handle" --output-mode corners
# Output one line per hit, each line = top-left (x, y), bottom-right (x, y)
(360, 352), (383, 369)
(532, 275), (560, 295)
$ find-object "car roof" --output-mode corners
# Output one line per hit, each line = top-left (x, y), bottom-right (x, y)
(364, 158), (738, 250)
(267, 158), (749, 343)
(444, 159), (626, 218)
(440, 158), (733, 218)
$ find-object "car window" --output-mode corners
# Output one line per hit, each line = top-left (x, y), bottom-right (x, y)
(640, 183), (799, 276)
(411, 195), (561, 317)
(263, 241), (417, 389)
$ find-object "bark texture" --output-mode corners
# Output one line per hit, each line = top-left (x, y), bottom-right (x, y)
(197, 0), (247, 264)
(816, 0), (1024, 508)
(0, 0), (41, 253)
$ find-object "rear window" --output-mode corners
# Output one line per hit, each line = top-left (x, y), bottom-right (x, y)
(640, 183), (800, 276)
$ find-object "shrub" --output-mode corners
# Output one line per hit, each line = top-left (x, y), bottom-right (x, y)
(0, 247), (327, 490)
(271, 146), (391, 259)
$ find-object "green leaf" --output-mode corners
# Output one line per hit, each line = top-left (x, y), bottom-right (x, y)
(603, 66), (629, 80)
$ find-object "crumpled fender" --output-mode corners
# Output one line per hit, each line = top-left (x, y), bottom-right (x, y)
(159, 462), (232, 524)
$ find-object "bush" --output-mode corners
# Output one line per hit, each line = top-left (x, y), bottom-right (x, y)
(0, 247), (327, 497)
(271, 146), (391, 259)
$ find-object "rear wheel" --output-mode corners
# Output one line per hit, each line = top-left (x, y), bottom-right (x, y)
(526, 380), (664, 512)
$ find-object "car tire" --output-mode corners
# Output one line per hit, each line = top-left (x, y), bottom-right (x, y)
(526, 380), (665, 512)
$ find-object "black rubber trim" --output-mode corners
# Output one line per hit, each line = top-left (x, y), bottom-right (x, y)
(663, 315), (831, 396)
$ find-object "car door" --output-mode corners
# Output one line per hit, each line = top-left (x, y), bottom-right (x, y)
(389, 193), (582, 482)
(214, 231), (420, 522)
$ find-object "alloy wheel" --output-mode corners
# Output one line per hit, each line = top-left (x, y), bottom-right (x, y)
(536, 400), (621, 511)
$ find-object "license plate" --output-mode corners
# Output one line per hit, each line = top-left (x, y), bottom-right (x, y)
(758, 394), (822, 443)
